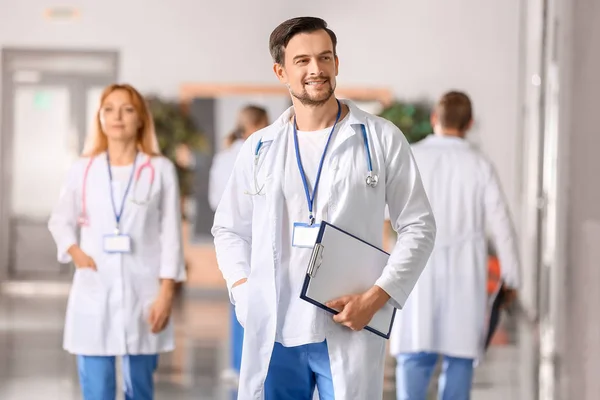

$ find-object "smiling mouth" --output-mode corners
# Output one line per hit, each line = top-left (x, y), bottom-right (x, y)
(305, 79), (328, 87)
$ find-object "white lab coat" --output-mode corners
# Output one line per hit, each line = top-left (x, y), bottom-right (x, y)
(208, 139), (245, 211)
(212, 100), (436, 400)
(48, 152), (186, 356)
(389, 135), (520, 361)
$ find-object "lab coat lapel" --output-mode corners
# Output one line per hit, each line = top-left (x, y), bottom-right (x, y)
(325, 100), (371, 216)
(264, 125), (288, 264)
(238, 124), (287, 399)
(89, 153), (120, 232)
(327, 99), (369, 158)
(121, 153), (151, 232)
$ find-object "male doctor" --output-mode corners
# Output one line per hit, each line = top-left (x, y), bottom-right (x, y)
(390, 91), (520, 400)
(212, 16), (436, 400)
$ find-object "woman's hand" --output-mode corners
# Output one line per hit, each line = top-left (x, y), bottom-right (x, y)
(67, 245), (96, 270)
(148, 280), (176, 334)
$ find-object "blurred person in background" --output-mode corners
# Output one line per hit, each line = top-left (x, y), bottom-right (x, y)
(48, 83), (186, 400)
(389, 91), (520, 400)
(207, 105), (269, 212)
(174, 105), (269, 217)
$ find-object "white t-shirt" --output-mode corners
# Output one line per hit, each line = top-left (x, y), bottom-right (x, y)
(110, 164), (135, 183)
(108, 164), (137, 223)
(275, 117), (347, 347)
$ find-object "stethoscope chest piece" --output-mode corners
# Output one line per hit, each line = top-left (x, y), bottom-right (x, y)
(366, 172), (379, 188)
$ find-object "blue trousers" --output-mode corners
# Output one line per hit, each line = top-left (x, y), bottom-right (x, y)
(77, 354), (159, 400)
(396, 352), (474, 400)
(264, 340), (334, 400)
(231, 304), (244, 372)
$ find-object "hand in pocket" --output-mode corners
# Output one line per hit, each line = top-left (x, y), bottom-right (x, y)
(70, 246), (97, 270)
(232, 282), (249, 328)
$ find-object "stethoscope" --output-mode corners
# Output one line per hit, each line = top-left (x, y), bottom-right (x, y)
(245, 121), (378, 196)
(77, 153), (156, 227)
(360, 124), (379, 188)
(244, 139), (271, 196)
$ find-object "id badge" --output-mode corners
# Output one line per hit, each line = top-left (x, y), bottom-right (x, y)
(292, 222), (321, 248)
(103, 234), (132, 253)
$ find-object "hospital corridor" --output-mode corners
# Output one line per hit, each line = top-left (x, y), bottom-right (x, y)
(1, 0), (599, 399)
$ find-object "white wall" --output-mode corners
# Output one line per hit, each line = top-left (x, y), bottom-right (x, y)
(0, 0), (523, 217)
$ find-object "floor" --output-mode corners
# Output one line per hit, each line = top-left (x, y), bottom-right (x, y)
(0, 282), (528, 400)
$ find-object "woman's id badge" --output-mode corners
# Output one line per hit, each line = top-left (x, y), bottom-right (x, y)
(103, 234), (132, 253)
(292, 223), (321, 248)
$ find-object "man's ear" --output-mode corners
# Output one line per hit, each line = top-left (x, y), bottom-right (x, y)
(273, 63), (287, 85)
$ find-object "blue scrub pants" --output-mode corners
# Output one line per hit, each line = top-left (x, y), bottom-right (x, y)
(264, 340), (334, 400)
(231, 304), (244, 372)
(395, 352), (474, 400)
(77, 354), (159, 400)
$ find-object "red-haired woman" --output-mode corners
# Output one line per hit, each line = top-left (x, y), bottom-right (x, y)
(48, 83), (186, 399)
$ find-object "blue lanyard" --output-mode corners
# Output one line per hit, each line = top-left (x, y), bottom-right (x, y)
(293, 99), (342, 225)
(106, 153), (137, 233)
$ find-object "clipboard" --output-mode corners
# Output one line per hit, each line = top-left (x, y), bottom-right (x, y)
(484, 284), (504, 349)
(299, 221), (397, 339)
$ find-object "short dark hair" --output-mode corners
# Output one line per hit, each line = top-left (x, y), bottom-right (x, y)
(269, 17), (338, 65)
(436, 91), (473, 131)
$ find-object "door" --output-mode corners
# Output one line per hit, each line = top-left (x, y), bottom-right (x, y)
(9, 84), (78, 278)
(0, 49), (118, 280)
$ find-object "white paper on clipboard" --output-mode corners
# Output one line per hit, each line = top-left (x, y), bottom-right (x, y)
(300, 221), (397, 339)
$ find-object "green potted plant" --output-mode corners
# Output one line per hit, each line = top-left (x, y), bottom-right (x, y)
(379, 100), (433, 243)
(378, 100), (433, 144)
(146, 96), (208, 199)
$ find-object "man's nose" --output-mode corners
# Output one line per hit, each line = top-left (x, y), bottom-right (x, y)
(308, 58), (323, 76)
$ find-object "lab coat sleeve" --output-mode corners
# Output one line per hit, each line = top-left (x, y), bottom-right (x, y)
(47, 162), (80, 264)
(211, 140), (254, 302)
(375, 126), (437, 309)
(159, 159), (186, 282)
(483, 162), (521, 289)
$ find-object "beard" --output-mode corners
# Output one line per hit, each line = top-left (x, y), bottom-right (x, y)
(289, 79), (336, 107)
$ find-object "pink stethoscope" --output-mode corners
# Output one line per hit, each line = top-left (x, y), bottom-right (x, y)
(77, 154), (155, 227)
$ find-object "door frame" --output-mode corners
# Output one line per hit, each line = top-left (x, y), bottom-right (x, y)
(0, 48), (119, 280)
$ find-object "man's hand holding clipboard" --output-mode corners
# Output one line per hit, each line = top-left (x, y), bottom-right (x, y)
(326, 286), (392, 331)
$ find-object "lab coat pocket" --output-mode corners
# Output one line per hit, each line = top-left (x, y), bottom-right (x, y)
(332, 146), (383, 211)
(129, 189), (161, 213)
(71, 268), (106, 316)
(232, 283), (249, 328)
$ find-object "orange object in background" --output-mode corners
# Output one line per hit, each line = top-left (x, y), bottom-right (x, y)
(487, 256), (501, 295)
(486, 255), (510, 346)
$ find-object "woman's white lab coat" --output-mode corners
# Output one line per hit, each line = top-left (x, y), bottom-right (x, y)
(208, 139), (245, 211)
(48, 152), (186, 356)
(212, 100), (436, 400)
(389, 135), (520, 361)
